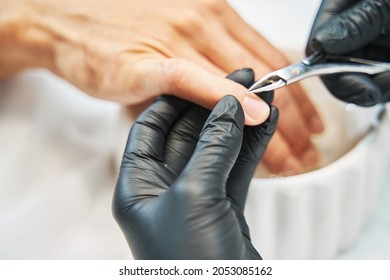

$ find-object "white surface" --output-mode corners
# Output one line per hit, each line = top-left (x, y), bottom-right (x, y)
(228, 0), (322, 51)
(0, 71), (130, 259)
(0, 0), (389, 259)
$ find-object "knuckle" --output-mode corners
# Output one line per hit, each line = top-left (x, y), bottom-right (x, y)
(159, 58), (190, 92)
(172, 9), (205, 35)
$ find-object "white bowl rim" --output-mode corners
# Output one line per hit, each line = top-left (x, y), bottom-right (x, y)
(252, 114), (386, 185)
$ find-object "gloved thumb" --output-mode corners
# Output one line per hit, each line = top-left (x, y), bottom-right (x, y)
(226, 106), (279, 211)
(311, 0), (390, 54)
(172, 95), (244, 201)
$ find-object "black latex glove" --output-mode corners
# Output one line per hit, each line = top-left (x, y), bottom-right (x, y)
(306, 0), (390, 106)
(112, 69), (278, 259)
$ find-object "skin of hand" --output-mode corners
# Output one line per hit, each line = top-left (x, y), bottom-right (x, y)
(0, 0), (323, 175)
(306, 0), (390, 106)
(112, 69), (279, 259)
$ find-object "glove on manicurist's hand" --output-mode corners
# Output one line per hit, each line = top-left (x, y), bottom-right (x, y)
(306, 0), (390, 106)
(112, 69), (278, 259)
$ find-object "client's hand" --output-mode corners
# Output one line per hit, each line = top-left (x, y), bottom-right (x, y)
(112, 70), (278, 259)
(1, 0), (322, 175)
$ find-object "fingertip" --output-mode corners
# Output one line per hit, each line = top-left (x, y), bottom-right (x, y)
(280, 157), (304, 176)
(242, 94), (270, 126)
(226, 68), (255, 88)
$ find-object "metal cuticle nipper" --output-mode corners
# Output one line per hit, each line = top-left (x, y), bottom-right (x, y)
(247, 52), (390, 94)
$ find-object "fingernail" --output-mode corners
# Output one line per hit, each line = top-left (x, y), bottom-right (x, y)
(301, 146), (319, 166)
(310, 116), (324, 133)
(280, 157), (302, 176)
(242, 94), (270, 125)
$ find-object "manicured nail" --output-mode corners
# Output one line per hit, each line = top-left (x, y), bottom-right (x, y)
(310, 116), (324, 133)
(242, 94), (270, 124)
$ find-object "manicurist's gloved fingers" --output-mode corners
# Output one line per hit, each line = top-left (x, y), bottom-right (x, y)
(227, 106), (279, 211)
(164, 68), (266, 176)
(113, 88), (267, 260)
(224, 69), (278, 209)
(226, 68), (255, 88)
(122, 96), (190, 162)
(172, 95), (245, 200)
(307, 0), (390, 106)
(163, 105), (210, 175)
(116, 96), (191, 200)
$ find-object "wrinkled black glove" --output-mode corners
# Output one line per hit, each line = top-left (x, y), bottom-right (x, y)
(306, 0), (390, 106)
(112, 69), (278, 259)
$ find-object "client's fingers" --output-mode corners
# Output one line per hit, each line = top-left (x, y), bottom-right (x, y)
(262, 131), (304, 176)
(124, 57), (270, 126)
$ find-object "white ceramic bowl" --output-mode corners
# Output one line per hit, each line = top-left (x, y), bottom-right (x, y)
(245, 79), (390, 259)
